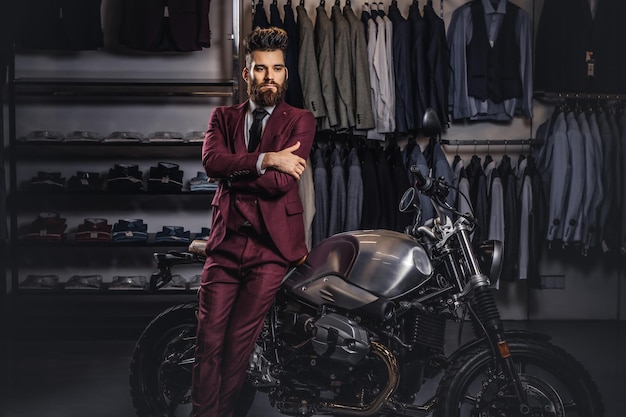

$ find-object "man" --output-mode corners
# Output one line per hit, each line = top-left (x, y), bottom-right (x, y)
(190, 27), (316, 417)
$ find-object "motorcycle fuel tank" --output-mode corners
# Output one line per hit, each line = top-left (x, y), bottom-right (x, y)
(283, 230), (433, 312)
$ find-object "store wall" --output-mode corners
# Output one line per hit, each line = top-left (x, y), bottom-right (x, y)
(7, 0), (625, 320)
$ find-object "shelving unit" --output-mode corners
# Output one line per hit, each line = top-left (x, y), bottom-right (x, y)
(4, 1), (243, 333)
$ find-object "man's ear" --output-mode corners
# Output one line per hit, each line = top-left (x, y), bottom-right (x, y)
(284, 67), (289, 81)
(242, 67), (249, 82)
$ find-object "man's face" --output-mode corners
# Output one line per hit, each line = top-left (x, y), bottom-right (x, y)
(243, 49), (287, 107)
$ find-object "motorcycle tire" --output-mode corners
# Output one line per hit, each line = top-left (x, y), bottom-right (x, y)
(129, 302), (257, 417)
(434, 336), (604, 417)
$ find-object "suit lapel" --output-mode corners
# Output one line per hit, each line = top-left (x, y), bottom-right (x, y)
(231, 101), (249, 153)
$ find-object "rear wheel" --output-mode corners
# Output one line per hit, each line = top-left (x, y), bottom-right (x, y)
(434, 337), (604, 417)
(129, 303), (198, 417)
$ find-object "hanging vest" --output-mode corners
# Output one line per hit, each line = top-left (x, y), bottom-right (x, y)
(466, 1), (522, 103)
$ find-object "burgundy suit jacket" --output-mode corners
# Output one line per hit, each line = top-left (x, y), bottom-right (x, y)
(202, 100), (316, 262)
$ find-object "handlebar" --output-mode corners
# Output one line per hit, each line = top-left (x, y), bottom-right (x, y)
(409, 165), (449, 200)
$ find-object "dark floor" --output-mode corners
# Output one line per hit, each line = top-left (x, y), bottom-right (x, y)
(1, 320), (624, 417)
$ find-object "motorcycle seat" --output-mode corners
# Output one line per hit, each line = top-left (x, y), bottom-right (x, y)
(188, 239), (207, 256)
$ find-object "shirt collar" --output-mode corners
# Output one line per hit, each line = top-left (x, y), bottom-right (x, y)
(482, 0), (506, 15)
(249, 100), (276, 117)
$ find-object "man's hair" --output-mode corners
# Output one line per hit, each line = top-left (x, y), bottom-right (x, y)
(244, 27), (288, 67)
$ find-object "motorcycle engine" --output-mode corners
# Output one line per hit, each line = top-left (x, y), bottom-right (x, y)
(311, 313), (370, 365)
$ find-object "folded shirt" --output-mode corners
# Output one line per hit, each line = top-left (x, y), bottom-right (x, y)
(64, 131), (103, 143)
(107, 164), (144, 192)
(25, 171), (66, 192)
(146, 131), (184, 143)
(184, 131), (205, 143)
(159, 274), (188, 291)
(188, 274), (201, 291)
(147, 162), (184, 193)
(109, 275), (147, 290)
(102, 131), (144, 143)
(68, 171), (104, 192)
(21, 212), (67, 242)
(189, 171), (218, 192)
(154, 225), (190, 244)
(194, 227), (211, 240)
(19, 130), (64, 142)
(65, 274), (103, 290)
(112, 219), (149, 242)
(75, 218), (112, 242)
(20, 274), (60, 290)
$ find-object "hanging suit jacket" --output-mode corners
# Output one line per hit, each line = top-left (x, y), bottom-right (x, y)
(311, 147), (329, 247)
(388, 1), (416, 133)
(535, 0), (626, 93)
(408, 0), (428, 129)
(359, 146), (382, 229)
(331, 5), (356, 131)
(562, 112), (585, 245)
(546, 112), (569, 242)
(202, 100), (315, 262)
(283, 3), (304, 109)
(343, 5), (375, 130)
(120, 0), (212, 52)
(17, 0), (103, 50)
(328, 147), (347, 236)
(315, 5), (339, 130)
(252, 1), (270, 28)
(345, 148), (363, 231)
(297, 5), (327, 119)
(423, 1), (450, 126)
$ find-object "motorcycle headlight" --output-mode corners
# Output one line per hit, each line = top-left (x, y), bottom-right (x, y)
(475, 240), (503, 282)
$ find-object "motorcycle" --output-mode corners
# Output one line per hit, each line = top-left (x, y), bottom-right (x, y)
(129, 110), (604, 417)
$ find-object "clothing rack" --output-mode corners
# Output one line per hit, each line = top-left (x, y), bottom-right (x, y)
(440, 138), (538, 147)
(537, 92), (626, 101)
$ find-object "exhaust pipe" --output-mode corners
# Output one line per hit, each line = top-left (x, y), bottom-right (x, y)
(317, 341), (399, 416)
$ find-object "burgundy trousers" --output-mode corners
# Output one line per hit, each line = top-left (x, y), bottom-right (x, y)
(190, 229), (289, 417)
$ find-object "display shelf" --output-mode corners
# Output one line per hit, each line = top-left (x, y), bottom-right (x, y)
(13, 77), (235, 97)
(11, 142), (204, 159)
(6, 1), (242, 303)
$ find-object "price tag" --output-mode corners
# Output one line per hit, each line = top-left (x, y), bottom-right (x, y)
(586, 51), (595, 77)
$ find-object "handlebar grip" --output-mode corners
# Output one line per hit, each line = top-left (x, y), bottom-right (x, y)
(410, 165), (433, 192)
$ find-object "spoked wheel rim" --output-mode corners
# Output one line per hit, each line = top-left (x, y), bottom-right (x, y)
(145, 324), (196, 416)
(453, 356), (589, 417)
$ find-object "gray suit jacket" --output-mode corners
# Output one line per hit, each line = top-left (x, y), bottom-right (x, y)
(315, 5), (338, 130)
(344, 5), (375, 130)
(331, 5), (355, 131)
(296, 5), (326, 119)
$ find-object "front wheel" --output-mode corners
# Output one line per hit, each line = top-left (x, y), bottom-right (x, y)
(434, 337), (604, 417)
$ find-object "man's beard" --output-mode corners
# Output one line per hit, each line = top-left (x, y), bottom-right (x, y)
(248, 79), (287, 107)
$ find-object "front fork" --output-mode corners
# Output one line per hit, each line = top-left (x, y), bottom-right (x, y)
(455, 228), (531, 415)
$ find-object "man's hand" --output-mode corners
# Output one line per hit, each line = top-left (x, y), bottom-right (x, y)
(261, 141), (307, 180)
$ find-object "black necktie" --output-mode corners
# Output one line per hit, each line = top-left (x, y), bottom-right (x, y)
(248, 108), (268, 152)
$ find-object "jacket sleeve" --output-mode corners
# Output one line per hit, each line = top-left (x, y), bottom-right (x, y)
(202, 106), (259, 179)
(229, 111), (316, 196)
